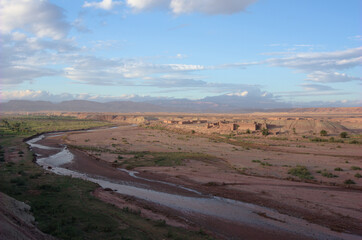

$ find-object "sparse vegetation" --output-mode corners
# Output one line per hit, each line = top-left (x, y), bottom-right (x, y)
(262, 128), (269, 136)
(251, 159), (272, 166)
(320, 130), (328, 136)
(288, 165), (314, 180)
(320, 169), (338, 178)
(334, 167), (343, 171)
(344, 179), (356, 185)
(354, 173), (362, 178)
(0, 116), (111, 136)
(350, 166), (361, 170)
(310, 137), (328, 142)
(340, 132), (348, 138)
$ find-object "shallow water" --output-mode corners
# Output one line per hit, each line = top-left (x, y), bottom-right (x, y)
(27, 135), (60, 150)
(27, 132), (361, 240)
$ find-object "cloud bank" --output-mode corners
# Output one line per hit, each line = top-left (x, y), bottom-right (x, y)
(84, 0), (258, 14)
(0, 0), (69, 39)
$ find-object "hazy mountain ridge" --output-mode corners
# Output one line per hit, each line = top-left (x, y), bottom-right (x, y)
(1, 99), (361, 114)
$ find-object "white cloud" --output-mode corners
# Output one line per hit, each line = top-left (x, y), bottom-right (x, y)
(127, 0), (169, 11)
(266, 47), (362, 71)
(0, 0), (69, 40)
(0, 32), (77, 85)
(1, 65), (59, 85)
(84, 0), (123, 10)
(306, 71), (362, 83)
(300, 83), (335, 91)
(227, 91), (248, 97)
(170, 0), (257, 15)
(64, 57), (206, 85)
(126, 0), (257, 14)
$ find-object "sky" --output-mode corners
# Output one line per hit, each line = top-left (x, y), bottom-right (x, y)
(0, 0), (361, 107)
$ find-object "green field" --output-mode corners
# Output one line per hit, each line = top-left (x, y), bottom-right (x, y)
(0, 115), (112, 135)
(0, 116), (212, 240)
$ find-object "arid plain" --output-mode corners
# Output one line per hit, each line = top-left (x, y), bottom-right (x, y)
(1, 108), (362, 239)
(35, 108), (362, 239)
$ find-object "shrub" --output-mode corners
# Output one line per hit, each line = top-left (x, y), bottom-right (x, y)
(288, 165), (314, 180)
(340, 132), (348, 138)
(334, 167), (343, 171)
(262, 128), (269, 136)
(260, 162), (272, 166)
(349, 140), (359, 144)
(354, 173), (362, 178)
(344, 179), (355, 185)
(246, 129), (251, 134)
(351, 166), (361, 170)
(310, 137), (328, 142)
(320, 130), (328, 136)
(321, 170), (338, 178)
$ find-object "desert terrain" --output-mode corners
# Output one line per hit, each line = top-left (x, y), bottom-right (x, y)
(1, 108), (361, 239)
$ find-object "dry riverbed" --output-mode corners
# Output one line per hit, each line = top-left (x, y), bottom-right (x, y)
(43, 125), (362, 238)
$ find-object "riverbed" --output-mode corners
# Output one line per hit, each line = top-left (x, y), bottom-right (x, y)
(27, 130), (361, 240)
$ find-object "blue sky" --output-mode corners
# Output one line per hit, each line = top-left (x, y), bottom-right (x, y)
(1, 0), (361, 107)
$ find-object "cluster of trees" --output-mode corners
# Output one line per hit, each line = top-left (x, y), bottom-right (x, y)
(1, 120), (31, 134)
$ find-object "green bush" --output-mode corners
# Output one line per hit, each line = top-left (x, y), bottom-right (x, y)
(320, 130), (328, 136)
(288, 165), (314, 180)
(354, 173), (362, 178)
(340, 132), (348, 138)
(321, 170), (338, 178)
(351, 166), (361, 170)
(344, 179), (355, 185)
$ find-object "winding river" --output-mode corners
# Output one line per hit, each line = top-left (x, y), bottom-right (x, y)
(27, 130), (360, 240)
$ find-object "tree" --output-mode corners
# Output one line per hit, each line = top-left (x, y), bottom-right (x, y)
(320, 130), (327, 136)
(340, 132), (348, 138)
(262, 128), (269, 136)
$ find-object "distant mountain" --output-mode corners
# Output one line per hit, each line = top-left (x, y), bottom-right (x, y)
(1, 97), (361, 113)
(0, 100), (165, 113)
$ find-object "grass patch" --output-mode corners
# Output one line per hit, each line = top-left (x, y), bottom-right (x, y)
(0, 116), (112, 136)
(320, 169), (338, 178)
(288, 165), (314, 180)
(309, 137), (328, 142)
(120, 151), (218, 168)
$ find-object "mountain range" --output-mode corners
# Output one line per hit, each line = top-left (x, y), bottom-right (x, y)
(1, 95), (360, 113)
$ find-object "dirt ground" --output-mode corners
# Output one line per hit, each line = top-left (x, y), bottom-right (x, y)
(54, 123), (362, 236)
